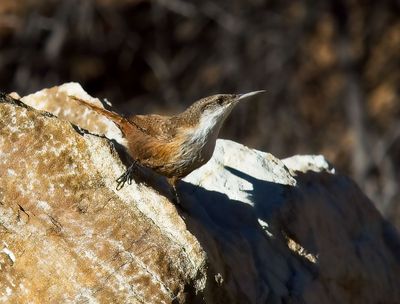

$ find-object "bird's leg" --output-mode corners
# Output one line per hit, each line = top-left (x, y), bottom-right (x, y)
(167, 177), (180, 205)
(116, 161), (137, 190)
(172, 184), (180, 205)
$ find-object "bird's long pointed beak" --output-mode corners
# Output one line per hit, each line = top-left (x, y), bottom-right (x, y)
(238, 90), (266, 100)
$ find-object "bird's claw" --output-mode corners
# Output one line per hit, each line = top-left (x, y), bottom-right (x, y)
(116, 162), (137, 190)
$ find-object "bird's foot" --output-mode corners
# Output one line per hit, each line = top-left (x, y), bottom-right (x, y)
(116, 162), (137, 190)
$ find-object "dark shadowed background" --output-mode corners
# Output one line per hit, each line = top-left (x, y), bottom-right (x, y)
(0, 0), (399, 228)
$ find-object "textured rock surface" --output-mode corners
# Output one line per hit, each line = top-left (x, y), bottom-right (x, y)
(1, 84), (400, 303)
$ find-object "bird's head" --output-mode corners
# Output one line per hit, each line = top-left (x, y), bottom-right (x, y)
(181, 90), (265, 128)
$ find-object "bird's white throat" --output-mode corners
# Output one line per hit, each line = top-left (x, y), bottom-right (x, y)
(187, 106), (232, 146)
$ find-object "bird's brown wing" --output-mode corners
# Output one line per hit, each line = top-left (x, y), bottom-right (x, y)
(129, 114), (179, 141)
(124, 116), (185, 176)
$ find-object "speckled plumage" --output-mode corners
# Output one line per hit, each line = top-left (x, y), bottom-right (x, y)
(70, 91), (264, 190)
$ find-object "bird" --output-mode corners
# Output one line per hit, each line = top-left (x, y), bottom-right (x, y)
(70, 90), (265, 202)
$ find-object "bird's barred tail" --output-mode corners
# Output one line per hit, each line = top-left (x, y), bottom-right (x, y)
(69, 96), (129, 134)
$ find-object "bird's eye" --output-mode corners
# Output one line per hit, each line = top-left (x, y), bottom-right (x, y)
(217, 97), (223, 105)
(202, 103), (212, 111)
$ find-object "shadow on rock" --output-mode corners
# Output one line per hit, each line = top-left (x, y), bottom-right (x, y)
(177, 168), (318, 303)
(224, 166), (292, 221)
(179, 180), (259, 230)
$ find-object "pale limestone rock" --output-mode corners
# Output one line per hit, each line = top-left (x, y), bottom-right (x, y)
(0, 85), (400, 303)
(0, 92), (205, 303)
(20, 82), (126, 146)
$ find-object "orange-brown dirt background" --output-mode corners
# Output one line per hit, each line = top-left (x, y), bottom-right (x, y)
(0, 0), (399, 228)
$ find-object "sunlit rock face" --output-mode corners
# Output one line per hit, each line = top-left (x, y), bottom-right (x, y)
(0, 84), (399, 303)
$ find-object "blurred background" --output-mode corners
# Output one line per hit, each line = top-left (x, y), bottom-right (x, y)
(0, 0), (399, 228)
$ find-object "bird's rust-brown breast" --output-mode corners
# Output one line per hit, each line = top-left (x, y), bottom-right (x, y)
(124, 116), (191, 178)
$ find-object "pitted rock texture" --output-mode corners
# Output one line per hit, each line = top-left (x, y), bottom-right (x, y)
(1, 85), (400, 304)
(0, 93), (205, 303)
(20, 82), (126, 145)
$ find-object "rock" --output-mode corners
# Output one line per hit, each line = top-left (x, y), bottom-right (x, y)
(20, 82), (126, 145)
(1, 84), (399, 303)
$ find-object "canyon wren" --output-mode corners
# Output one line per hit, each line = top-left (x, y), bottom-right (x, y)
(70, 91), (265, 200)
